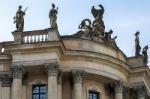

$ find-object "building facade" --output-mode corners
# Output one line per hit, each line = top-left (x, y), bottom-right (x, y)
(0, 4), (150, 99)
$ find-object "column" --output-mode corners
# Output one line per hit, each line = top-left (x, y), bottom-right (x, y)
(72, 70), (85, 99)
(11, 66), (24, 99)
(58, 71), (63, 99)
(114, 81), (123, 99)
(45, 63), (59, 99)
(137, 86), (146, 99)
(0, 77), (2, 99)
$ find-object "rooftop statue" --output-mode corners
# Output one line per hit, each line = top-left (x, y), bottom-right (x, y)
(105, 30), (117, 47)
(91, 4), (105, 37)
(49, 4), (58, 29)
(135, 31), (141, 56)
(14, 6), (27, 32)
(142, 45), (148, 65)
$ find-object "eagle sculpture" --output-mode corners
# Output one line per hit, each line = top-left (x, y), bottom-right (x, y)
(91, 4), (104, 19)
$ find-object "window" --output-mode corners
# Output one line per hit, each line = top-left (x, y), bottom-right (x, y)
(89, 90), (100, 99)
(32, 84), (47, 99)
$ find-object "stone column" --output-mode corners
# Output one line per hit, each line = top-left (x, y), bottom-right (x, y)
(11, 66), (24, 99)
(0, 77), (2, 99)
(137, 86), (146, 99)
(114, 81), (123, 99)
(58, 71), (63, 99)
(45, 63), (59, 99)
(72, 70), (85, 99)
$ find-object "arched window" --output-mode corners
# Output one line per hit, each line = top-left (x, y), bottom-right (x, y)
(89, 90), (100, 99)
(32, 84), (47, 99)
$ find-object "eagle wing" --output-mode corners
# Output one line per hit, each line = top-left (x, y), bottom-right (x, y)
(91, 6), (98, 18)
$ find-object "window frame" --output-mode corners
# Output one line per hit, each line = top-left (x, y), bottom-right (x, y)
(32, 84), (47, 99)
(88, 90), (100, 99)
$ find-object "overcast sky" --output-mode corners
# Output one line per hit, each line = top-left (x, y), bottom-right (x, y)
(0, 0), (150, 65)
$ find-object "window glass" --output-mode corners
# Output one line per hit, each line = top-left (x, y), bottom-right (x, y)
(32, 84), (46, 99)
(89, 90), (99, 99)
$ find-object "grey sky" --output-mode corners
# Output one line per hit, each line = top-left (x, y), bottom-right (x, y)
(0, 0), (150, 65)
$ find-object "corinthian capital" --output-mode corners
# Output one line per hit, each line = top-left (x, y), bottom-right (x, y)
(71, 70), (85, 84)
(114, 81), (123, 93)
(45, 62), (59, 77)
(11, 65), (24, 79)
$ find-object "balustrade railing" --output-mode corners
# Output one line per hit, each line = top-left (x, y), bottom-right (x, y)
(22, 29), (48, 43)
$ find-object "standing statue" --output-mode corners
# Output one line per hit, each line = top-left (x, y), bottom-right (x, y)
(49, 4), (58, 29)
(91, 4), (105, 36)
(142, 45), (148, 65)
(135, 31), (141, 56)
(14, 6), (27, 32)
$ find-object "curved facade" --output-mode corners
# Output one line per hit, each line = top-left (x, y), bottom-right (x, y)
(0, 28), (150, 99)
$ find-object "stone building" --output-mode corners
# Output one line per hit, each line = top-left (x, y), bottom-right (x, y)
(0, 4), (150, 99)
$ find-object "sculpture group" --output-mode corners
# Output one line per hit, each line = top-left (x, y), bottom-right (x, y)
(14, 4), (58, 32)
(134, 31), (149, 65)
(13, 4), (148, 65)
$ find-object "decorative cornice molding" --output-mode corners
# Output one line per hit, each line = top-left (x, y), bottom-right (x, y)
(11, 65), (24, 79)
(71, 70), (85, 84)
(45, 62), (59, 77)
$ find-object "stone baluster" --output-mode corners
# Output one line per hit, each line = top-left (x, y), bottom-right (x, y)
(114, 81), (123, 99)
(45, 63), (59, 99)
(72, 70), (85, 99)
(137, 86), (146, 99)
(11, 66), (24, 99)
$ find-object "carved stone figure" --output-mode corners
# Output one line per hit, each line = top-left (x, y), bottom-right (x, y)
(105, 30), (113, 42)
(91, 4), (105, 36)
(49, 4), (58, 29)
(78, 19), (92, 38)
(111, 36), (117, 46)
(14, 6), (26, 32)
(142, 45), (148, 65)
(135, 31), (141, 56)
(74, 19), (92, 39)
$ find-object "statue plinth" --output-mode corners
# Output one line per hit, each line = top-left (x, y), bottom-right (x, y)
(47, 28), (60, 41)
(12, 31), (22, 44)
(128, 55), (146, 67)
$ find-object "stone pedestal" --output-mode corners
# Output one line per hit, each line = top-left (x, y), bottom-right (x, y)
(72, 70), (85, 99)
(47, 28), (60, 41)
(45, 63), (59, 99)
(137, 86), (146, 99)
(128, 55), (145, 67)
(11, 66), (24, 99)
(114, 82), (123, 99)
(12, 31), (22, 44)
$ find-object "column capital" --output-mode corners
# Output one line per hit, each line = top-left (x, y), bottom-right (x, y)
(114, 81), (123, 93)
(45, 62), (59, 77)
(11, 65), (24, 79)
(71, 70), (85, 84)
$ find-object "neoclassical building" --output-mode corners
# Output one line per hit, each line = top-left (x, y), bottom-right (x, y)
(0, 4), (150, 99)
